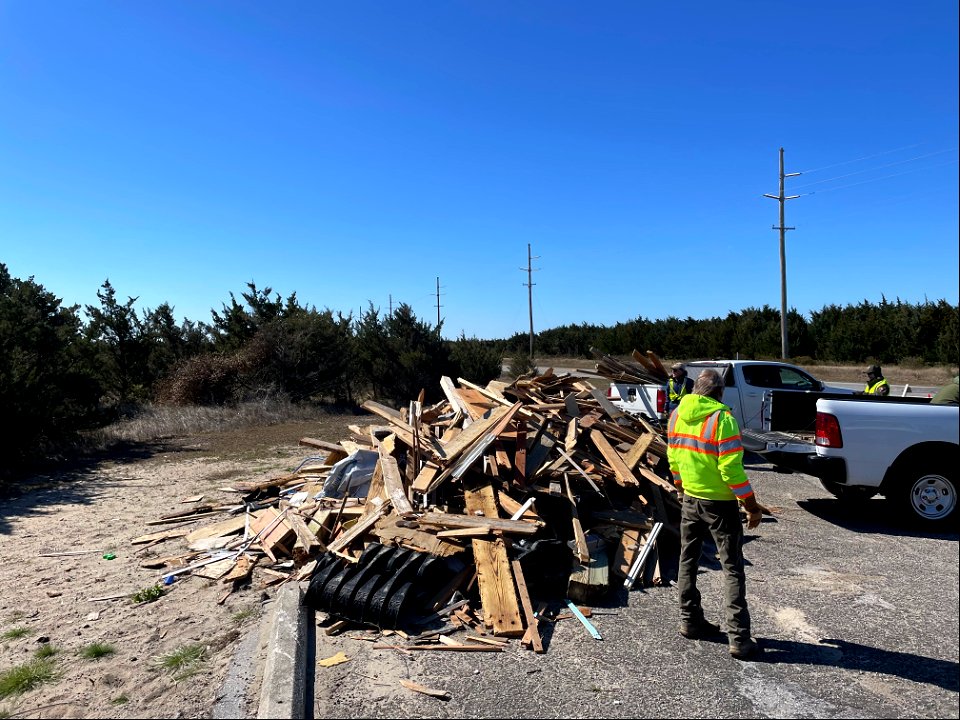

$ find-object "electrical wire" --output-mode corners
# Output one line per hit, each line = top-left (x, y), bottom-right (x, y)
(791, 148), (957, 190)
(806, 158), (959, 195)
(796, 143), (922, 174)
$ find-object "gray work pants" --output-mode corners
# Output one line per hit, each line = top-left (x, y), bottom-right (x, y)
(677, 495), (751, 642)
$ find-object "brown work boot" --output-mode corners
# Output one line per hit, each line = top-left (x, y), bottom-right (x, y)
(679, 619), (721, 640)
(729, 637), (760, 659)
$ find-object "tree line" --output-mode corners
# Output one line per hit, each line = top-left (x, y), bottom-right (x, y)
(2, 262), (956, 468)
(504, 301), (958, 367)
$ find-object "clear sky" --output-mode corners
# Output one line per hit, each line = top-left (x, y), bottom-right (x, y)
(2, 2), (958, 340)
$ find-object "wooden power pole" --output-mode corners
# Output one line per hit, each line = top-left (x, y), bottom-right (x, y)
(764, 147), (801, 359)
(435, 277), (442, 336)
(522, 244), (539, 359)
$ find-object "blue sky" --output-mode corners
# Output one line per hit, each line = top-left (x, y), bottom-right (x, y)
(2, 2), (957, 340)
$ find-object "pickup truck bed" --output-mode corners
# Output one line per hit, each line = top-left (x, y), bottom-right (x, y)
(750, 394), (959, 526)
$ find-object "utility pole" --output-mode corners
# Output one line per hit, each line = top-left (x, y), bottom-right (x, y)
(764, 147), (801, 359)
(388, 294), (393, 315)
(521, 243), (539, 359)
(435, 277), (443, 337)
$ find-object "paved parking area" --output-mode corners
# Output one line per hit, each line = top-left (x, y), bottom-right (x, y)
(309, 459), (959, 719)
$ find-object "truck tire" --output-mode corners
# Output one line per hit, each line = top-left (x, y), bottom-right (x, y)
(891, 464), (957, 527)
(820, 479), (878, 503)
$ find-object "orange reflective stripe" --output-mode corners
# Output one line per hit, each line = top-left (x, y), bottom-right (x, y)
(700, 410), (723, 442)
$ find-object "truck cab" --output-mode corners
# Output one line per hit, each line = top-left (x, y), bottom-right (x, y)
(608, 359), (852, 431)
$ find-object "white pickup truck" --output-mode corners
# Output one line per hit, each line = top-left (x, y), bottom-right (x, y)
(607, 359), (853, 431)
(774, 396), (959, 527)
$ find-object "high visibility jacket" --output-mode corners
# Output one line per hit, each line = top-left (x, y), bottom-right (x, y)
(863, 378), (889, 395)
(667, 376), (693, 404)
(667, 394), (754, 502)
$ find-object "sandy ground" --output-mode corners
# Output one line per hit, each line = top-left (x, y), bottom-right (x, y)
(0, 415), (356, 719)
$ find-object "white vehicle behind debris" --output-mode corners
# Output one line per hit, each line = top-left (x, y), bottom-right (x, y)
(607, 359), (853, 430)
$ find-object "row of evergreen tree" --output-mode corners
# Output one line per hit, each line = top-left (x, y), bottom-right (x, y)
(1, 262), (957, 468)
(505, 301), (959, 367)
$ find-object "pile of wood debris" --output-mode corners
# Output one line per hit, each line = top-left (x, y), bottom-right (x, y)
(133, 357), (681, 651)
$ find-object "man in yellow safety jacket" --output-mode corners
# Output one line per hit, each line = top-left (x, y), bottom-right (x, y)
(667, 369), (763, 660)
(861, 365), (890, 396)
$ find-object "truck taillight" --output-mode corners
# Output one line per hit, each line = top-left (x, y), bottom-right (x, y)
(815, 412), (843, 448)
(607, 386), (614, 398)
(656, 388), (665, 415)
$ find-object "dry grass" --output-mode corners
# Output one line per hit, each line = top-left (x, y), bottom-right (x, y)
(85, 399), (334, 447)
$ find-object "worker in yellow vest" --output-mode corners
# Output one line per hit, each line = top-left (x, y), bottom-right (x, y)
(861, 365), (890, 396)
(666, 362), (694, 413)
(667, 369), (763, 660)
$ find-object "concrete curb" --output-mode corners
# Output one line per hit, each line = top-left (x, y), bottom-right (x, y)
(257, 582), (309, 719)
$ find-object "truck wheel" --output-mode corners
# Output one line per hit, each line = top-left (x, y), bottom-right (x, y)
(894, 465), (957, 526)
(820, 479), (877, 502)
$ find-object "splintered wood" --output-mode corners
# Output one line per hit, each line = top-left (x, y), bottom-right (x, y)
(133, 363), (681, 654)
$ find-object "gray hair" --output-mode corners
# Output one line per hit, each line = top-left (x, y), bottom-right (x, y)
(692, 369), (724, 400)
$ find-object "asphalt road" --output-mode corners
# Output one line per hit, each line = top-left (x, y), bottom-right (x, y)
(311, 459), (959, 719)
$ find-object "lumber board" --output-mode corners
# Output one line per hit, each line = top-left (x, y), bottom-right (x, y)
(510, 558), (543, 653)
(564, 475), (590, 564)
(373, 515), (463, 556)
(623, 433), (655, 471)
(464, 483), (525, 637)
(286, 511), (323, 554)
(379, 444), (415, 516)
(496, 492), (541, 523)
(437, 405), (509, 462)
(326, 499), (390, 553)
(564, 392), (581, 419)
(131, 528), (190, 545)
(589, 429), (639, 487)
(298, 437), (348, 455)
(361, 400), (446, 461)
(221, 554), (258, 583)
(417, 511), (542, 535)
(645, 350), (668, 377)
(589, 387), (628, 422)
(183, 515), (247, 544)
(420, 403), (524, 495)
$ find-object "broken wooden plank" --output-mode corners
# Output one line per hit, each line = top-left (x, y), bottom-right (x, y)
(510, 558), (543, 653)
(379, 442), (415, 516)
(184, 515), (247, 545)
(623, 433), (656, 471)
(399, 679), (451, 700)
(564, 474), (590, 564)
(326, 499), (391, 553)
(362, 400), (446, 462)
(131, 528), (190, 545)
(417, 512), (541, 536)
(464, 483), (525, 638)
(589, 429), (640, 487)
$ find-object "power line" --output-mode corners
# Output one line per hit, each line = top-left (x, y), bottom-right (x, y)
(791, 148), (957, 190)
(808, 158), (959, 195)
(796, 143), (922, 174)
